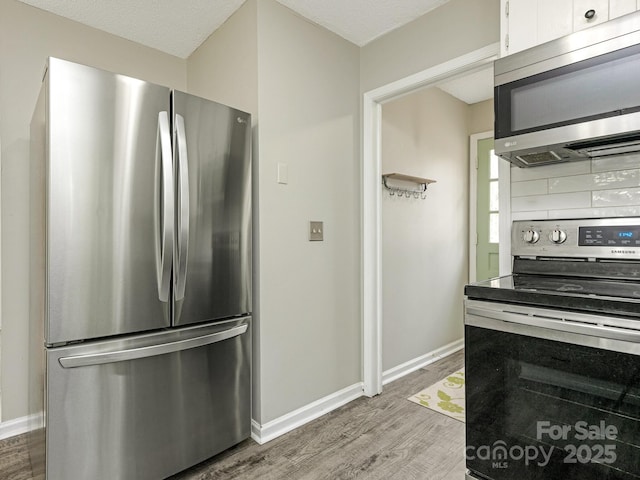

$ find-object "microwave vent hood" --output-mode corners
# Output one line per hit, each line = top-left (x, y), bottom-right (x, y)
(503, 131), (640, 168)
(566, 132), (640, 157)
(493, 10), (640, 167)
(513, 151), (562, 167)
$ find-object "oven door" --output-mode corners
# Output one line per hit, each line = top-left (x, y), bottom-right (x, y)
(464, 299), (640, 480)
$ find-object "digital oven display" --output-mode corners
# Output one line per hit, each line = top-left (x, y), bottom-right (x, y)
(578, 226), (640, 246)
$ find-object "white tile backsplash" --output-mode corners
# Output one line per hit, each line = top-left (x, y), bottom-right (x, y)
(547, 206), (640, 219)
(549, 169), (640, 194)
(511, 210), (548, 221)
(511, 179), (548, 197)
(511, 191), (591, 212)
(592, 154), (640, 173)
(510, 160), (591, 182)
(510, 159), (640, 221)
(592, 187), (640, 207)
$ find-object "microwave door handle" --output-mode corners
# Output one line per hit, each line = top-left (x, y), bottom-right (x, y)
(174, 114), (189, 301)
(58, 324), (248, 368)
(155, 111), (174, 303)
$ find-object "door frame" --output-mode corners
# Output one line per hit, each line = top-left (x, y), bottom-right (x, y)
(362, 43), (501, 397)
(469, 131), (512, 284)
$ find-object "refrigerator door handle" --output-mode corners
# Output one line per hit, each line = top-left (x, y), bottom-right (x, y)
(174, 114), (189, 301)
(58, 324), (248, 368)
(155, 111), (174, 302)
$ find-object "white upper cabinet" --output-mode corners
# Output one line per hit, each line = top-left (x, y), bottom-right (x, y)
(506, 0), (538, 55)
(501, 0), (640, 56)
(610, 0), (639, 19)
(539, 0), (574, 43)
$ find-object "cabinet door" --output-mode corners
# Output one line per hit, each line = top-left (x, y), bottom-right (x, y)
(574, 0), (609, 30)
(500, 0), (509, 56)
(538, 0), (573, 44)
(508, 0), (539, 54)
(610, 0), (637, 19)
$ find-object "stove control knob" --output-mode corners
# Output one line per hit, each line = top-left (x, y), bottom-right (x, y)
(523, 229), (540, 244)
(550, 228), (567, 244)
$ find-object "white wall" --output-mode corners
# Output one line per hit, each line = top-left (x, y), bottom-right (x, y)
(381, 88), (492, 371)
(188, 0), (361, 425)
(469, 99), (494, 135)
(360, 0), (500, 93)
(187, 0), (258, 116)
(360, 0), (500, 376)
(0, 0), (186, 422)
(255, 0), (361, 423)
(511, 155), (640, 220)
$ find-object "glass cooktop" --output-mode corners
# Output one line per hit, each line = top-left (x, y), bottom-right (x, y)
(465, 274), (640, 318)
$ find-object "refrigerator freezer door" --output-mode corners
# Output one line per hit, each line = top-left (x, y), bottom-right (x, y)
(172, 91), (252, 326)
(45, 58), (172, 344)
(41, 317), (251, 480)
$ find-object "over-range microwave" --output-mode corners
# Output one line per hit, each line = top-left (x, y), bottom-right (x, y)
(494, 11), (640, 167)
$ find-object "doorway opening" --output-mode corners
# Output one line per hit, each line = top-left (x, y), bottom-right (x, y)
(362, 43), (503, 397)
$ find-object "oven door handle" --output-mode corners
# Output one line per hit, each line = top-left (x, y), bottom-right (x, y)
(466, 305), (640, 344)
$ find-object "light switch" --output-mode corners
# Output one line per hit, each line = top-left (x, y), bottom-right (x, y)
(309, 221), (323, 241)
(277, 162), (288, 184)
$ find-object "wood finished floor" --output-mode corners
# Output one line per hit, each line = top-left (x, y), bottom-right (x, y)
(0, 350), (465, 480)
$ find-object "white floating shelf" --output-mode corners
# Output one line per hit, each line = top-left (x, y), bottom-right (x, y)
(382, 173), (436, 199)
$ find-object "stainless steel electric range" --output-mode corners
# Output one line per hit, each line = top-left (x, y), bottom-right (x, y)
(464, 218), (640, 480)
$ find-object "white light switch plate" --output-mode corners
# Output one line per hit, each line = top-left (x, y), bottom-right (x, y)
(309, 221), (323, 241)
(277, 163), (288, 184)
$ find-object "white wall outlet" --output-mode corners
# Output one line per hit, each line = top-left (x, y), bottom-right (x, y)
(309, 221), (323, 241)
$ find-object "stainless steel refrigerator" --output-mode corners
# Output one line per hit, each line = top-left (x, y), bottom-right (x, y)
(28, 57), (252, 480)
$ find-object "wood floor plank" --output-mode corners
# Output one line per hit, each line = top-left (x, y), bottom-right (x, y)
(0, 350), (466, 480)
(0, 434), (32, 480)
(292, 399), (464, 480)
(440, 456), (467, 480)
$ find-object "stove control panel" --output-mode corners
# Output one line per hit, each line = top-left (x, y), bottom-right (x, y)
(512, 218), (640, 259)
(578, 225), (640, 247)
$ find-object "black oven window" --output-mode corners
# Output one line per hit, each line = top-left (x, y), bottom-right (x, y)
(465, 325), (640, 480)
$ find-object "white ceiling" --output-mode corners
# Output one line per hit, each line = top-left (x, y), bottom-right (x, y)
(436, 66), (494, 105)
(17, 0), (450, 58)
(275, 0), (450, 47)
(18, 0), (246, 58)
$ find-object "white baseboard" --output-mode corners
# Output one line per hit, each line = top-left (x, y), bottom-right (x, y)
(382, 338), (464, 386)
(0, 413), (41, 441)
(5, 341), (461, 446)
(251, 382), (364, 445)
(3, 387), (365, 447)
